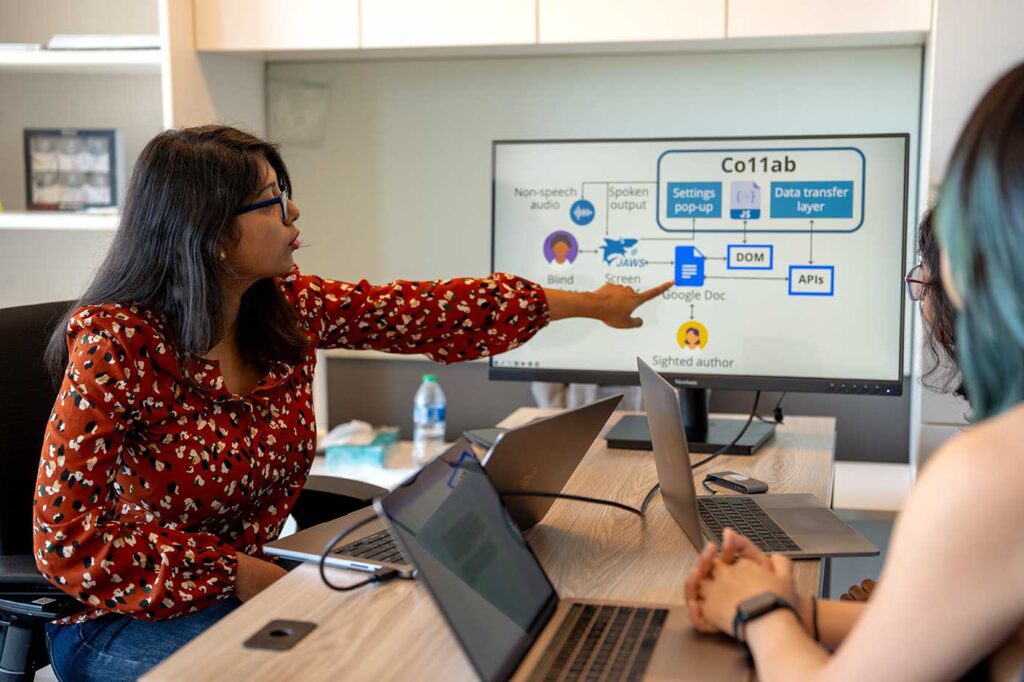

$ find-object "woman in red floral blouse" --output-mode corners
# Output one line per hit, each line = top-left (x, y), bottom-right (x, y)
(33, 125), (668, 680)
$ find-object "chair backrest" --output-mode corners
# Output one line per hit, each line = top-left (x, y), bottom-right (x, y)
(0, 301), (74, 556)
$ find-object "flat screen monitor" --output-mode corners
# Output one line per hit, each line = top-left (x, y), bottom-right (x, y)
(490, 134), (909, 398)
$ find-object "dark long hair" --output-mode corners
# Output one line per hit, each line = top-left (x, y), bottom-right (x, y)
(917, 209), (966, 400)
(45, 125), (310, 382)
(935, 61), (1024, 419)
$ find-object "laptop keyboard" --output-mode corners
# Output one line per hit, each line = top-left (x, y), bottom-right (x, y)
(530, 603), (668, 682)
(698, 495), (801, 552)
(332, 529), (406, 565)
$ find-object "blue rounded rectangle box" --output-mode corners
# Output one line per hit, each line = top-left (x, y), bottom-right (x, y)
(771, 181), (854, 219)
(788, 265), (835, 296)
(666, 182), (721, 219)
(727, 244), (774, 270)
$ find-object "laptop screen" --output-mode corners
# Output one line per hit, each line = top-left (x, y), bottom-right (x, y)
(377, 444), (559, 682)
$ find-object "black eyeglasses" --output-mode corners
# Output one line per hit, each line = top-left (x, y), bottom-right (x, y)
(236, 189), (289, 222)
(905, 263), (931, 302)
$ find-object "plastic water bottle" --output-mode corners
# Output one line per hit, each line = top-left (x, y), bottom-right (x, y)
(412, 374), (447, 465)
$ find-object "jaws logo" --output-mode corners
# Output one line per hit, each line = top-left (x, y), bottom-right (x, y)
(602, 237), (646, 268)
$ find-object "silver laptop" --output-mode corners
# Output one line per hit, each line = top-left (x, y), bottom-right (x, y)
(375, 447), (748, 682)
(638, 357), (878, 559)
(264, 395), (622, 574)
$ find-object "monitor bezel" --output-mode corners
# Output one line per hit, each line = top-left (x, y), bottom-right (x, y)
(489, 133), (910, 397)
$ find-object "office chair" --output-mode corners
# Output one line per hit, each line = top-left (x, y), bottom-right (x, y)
(0, 301), (382, 681)
(0, 300), (79, 682)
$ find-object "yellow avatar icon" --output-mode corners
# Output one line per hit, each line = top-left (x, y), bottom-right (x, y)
(677, 321), (709, 351)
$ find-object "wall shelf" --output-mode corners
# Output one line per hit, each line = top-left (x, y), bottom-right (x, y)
(0, 211), (119, 231)
(0, 49), (161, 75)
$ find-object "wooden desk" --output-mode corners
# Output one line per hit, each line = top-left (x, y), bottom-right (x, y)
(145, 410), (836, 682)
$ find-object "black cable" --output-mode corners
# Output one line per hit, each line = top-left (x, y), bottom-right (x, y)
(640, 483), (662, 515)
(756, 392), (786, 424)
(771, 392), (787, 424)
(318, 513), (408, 592)
(640, 486), (660, 515)
(640, 390), (762, 514)
(701, 477), (719, 495)
(499, 490), (644, 517)
(317, 488), (643, 591)
(688, 390), (762, 471)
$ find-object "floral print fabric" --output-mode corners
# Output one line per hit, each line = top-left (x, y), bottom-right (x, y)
(33, 270), (548, 622)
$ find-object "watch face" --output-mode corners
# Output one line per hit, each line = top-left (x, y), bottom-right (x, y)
(741, 592), (780, 615)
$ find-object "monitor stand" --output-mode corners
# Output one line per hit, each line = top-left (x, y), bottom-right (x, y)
(604, 388), (775, 455)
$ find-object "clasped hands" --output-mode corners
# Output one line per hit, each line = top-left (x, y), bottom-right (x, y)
(685, 527), (809, 639)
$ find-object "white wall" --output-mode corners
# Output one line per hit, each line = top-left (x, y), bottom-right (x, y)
(0, 229), (114, 308)
(0, 0), (157, 44)
(268, 47), (922, 288)
(929, 0), (1024, 186)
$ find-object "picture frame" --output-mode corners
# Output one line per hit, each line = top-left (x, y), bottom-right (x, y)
(23, 128), (119, 211)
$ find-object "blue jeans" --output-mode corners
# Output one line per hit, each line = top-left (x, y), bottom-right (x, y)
(44, 598), (241, 681)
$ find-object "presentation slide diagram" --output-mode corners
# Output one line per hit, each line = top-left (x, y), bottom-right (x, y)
(658, 147), (865, 235)
(492, 136), (908, 384)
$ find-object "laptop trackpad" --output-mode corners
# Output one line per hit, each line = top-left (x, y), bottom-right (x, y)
(770, 508), (855, 535)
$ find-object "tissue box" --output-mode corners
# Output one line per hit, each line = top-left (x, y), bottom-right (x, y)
(324, 427), (399, 470)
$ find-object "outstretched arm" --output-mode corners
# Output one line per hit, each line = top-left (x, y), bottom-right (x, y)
(279, 268), (670, 363)
(544, 281), (672, 328)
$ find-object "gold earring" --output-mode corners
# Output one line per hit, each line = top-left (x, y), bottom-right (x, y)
(218, 250), (226, 262)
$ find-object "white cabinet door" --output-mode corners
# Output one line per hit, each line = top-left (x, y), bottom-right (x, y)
(362, 0), (535, 48)
(728, 0), (931, 38)
(193, 0), (359, 50)
(539, 0), (725, 44)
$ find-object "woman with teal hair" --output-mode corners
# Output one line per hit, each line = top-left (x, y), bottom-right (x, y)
(684, 62), (1024, 680)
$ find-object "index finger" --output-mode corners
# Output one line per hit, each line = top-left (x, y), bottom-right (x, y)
(637, 281), (673, 303)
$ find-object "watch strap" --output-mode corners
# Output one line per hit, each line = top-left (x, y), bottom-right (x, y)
(733, 593), (798, 643)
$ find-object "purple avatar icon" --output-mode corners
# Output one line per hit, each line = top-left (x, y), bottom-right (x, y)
(543, 231), (579, 268)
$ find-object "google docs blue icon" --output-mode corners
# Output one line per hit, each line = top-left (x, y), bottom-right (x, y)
(675, 246), (705, 287)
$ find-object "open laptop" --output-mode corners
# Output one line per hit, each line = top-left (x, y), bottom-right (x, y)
(637, 357), (878, 559)
(264, 394), (622, 573)
(375, 446), (748, 682)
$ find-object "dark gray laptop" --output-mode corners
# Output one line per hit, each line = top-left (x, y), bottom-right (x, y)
(638, 357), (878, 559)
(264, 394), (622, 573)
(375, 446), (748, 682)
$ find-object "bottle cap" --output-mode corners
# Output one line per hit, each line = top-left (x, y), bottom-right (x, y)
(422, 374), (437, 383)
